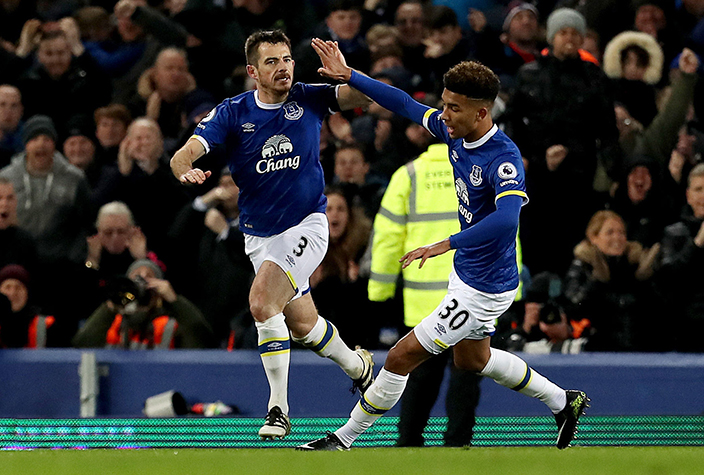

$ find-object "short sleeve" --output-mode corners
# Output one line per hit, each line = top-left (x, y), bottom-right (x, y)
(191, 100), (236, 153)
(300, 83), (339, 116)
(421, 108), (451, 144)
(489, 153), (528, 205)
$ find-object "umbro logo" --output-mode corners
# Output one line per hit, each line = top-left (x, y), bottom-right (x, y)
(242, 123), (255, 132)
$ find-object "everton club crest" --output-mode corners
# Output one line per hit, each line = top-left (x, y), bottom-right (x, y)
(469, 165), (483, 186)
(283, 101), (304, 120)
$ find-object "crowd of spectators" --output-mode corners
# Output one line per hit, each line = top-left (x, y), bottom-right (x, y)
(1, 0), (704, 353)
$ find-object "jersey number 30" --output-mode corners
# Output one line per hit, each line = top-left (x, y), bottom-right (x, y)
(438, 299), (469, 330)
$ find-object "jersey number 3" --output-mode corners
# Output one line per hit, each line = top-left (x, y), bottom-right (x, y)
(293, 236), (308, 257)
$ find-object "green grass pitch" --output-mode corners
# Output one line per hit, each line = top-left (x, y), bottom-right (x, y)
(2, 447), (704, 475)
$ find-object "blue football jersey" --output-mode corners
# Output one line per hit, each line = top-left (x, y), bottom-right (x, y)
(422, 110), (528, 294)
(192, 83), (339, 237)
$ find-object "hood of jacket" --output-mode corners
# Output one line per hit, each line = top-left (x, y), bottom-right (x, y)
(603, 31), (663, 85)
(573, 239), (656, 282)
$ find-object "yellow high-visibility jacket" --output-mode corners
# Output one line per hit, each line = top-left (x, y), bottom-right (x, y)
(368, 144), (523, 328)
(368, 144), (459, 327)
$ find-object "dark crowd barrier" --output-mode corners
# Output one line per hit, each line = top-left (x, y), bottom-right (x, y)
(0, 350), (702, 418)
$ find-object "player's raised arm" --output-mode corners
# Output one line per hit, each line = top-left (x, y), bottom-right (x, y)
(311, 38), (369, 110)
(312, 38), (430, 125)
(170, 137), (211, 184)
(337, 84), (372, 111)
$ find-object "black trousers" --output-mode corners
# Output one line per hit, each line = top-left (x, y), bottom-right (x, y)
(396, 349), (482, 447)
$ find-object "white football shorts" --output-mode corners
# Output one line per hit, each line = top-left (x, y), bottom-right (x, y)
(414, 268), (518, 354)
(244, 212), (329, 301)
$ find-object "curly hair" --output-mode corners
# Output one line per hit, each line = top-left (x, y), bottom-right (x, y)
(443, 61), (500, 103)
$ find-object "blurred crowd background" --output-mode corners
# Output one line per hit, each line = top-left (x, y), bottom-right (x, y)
(1, 0), (704, 354)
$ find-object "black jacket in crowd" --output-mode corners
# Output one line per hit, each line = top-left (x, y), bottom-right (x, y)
(17, 53), (111, 134)
(655, 213), (704, 351)
(168, 202), (254, 346)
(505, 53), (621, 186)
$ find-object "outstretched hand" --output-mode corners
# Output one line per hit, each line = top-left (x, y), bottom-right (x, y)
(312, 38), (353, 82)
(179, 168), (212, 185)
(399, 239), (452, 269)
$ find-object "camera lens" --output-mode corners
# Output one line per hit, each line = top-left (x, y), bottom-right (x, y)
(132, 276), (153, 305)
(539, 302), (561, 325)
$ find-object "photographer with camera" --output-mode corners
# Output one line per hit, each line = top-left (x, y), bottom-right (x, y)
(494, 272), (589, 354)
(72, 258), (214, 349)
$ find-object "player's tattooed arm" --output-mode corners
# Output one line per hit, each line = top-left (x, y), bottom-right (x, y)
(171, 138), (210, 184)
(337, 84), (372, 111)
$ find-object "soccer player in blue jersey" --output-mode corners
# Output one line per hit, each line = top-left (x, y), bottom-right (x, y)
(297, 39), (589, 451)
(169, 30), (375, 440)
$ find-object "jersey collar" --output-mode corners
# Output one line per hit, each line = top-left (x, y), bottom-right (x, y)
(254, 90), (285, 110)
(462, 124), (498, 149)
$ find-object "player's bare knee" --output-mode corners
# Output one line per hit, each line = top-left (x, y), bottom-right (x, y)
(249, 297), (278, 323)
(384, 347), (417, 375)
(383, 349), (405, 375)
(287, 319), (315, 339)
(453, 353), (486, 373)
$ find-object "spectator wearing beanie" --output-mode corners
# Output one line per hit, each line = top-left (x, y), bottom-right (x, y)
(0, 264), (59, 348)
(473, 1), (544, 90)
(0, 114), (92, 265)
(63, 115), (102, 187)
(504, 8), (621, 276)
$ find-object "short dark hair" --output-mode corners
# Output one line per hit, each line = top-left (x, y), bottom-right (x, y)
(245, 30), (292, 66)
(39, 29), (67, 43)
(428, 5), (458, 30)
(443, 61), (500, 103)
(335, 143), (367, 161)
(73, 6), (111, 41)
(621, 44), (650, 69)
(328, 0), (363, 14)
